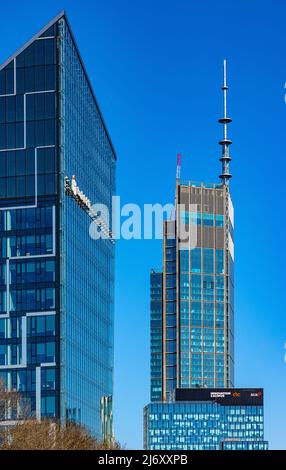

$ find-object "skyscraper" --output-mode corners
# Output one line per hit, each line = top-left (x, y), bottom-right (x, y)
(0, 11), (116, 439)
(145, 62), (268, 450)
(151, 60), (234, 401)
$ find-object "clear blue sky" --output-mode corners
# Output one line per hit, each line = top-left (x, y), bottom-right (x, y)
(1, 0), (285, 450)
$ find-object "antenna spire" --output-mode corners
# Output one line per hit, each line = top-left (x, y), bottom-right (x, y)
(176, 153), (182, 182)
(218, 59), (232, 185)
(170, 153), (182, 221)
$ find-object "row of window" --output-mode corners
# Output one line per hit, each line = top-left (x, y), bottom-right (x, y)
(180, 248), (224, 274)
(0, 341), (56, 366)
(16, 39), (56, 68)
(0, 119), (56, 150)
(0, 233), (53, 257)
(180, 212), (224, 227)
(6, 259), (55, 285)
(180, 275), (225, 301)
(0, 314), (56, 339)
(166, 283), (224, 314)
(0, 64), (56, 96)
(180, 302), (224, 326)
(0, 174), (57, 199)
(0, 148), (56, 178)
(223, 442), (268, 450)
(27, 340), (56, 364)
(0, 92), (55, 124)
(0, 367), (56, 392)
(0, 287), (55, 313)
(180, 337), (224, 353)
(149, 444), (267, 450)
(180, 379), (225, 388)
(180, 340), (225, 354)
(148, 419), (263, 430)
(148, 404), (263, 414)
(0, 205), (54, 231)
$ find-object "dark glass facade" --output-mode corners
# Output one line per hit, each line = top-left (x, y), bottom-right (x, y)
(0, 12), (115, 437)
(150, 271), (163, 402)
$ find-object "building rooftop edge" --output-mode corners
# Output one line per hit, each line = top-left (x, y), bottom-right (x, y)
(0, 10), (118, 161)
(179, 181), (224, 189)
(0, 10), (65, 71)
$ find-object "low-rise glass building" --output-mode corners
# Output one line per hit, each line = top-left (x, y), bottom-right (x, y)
(144, 388), (268, 450)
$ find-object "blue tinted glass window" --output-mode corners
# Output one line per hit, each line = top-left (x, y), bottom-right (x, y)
(216, 249), (224, 274)
(216, 276), (224, 301)
(191, 275), (201, 300)
(191, 302), (202, 327)
(216, 214), (224, 227)
(35, 40), (45, 66)
(203, 213), (214, 226)
(35, 66), (45, 91)
(216, 303), (224, 327)
(203, 276), (214, 301)
(0, 70), (5, 95)
(204, 302), (214, 327)
(203, 248), (214, 273)
(180, 249), (189, 272)
(180, 211), (189, 224)
(191, 212), (201, 225)
(5, 68), (14, 94)
(191, 248), (201, 273)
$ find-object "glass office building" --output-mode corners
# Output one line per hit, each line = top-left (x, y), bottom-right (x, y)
(0, 11), (116, 437)
(150, 182), (235, 403)
(144, 388), (268, 450)
(165, 183), (234, 398)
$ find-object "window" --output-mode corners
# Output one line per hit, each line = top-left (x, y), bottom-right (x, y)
(41, 368), (55, 390)
(37, 343), (45, 362)
(203, 329), (214, 352)
(191, 302), (202, 327)
(41, 396), (56, 417)
(180, 211), (189, 224)
(216, 214), (224, 227)
(216, 303), (224, 327)
(203, 213), (214, 226)
(191, 248), (201, 273)
(166, 260), (176, 273)
(166, 274), (176, 288)
(216, 249), (224, 274)
(191, 275), (201, 300)
(203, 249), (214, 273)
(180, 249), (189, 272)
(216, 277), (224, 301)
(191, 212), (201, 226)
(46, 342), (55, 362)
(203, 276), (214, 301)
(204, 302), (214, 327)
(0, 345), (6, 365)
(180, 274), (189, 300)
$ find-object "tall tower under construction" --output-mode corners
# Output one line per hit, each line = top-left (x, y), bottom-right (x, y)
(151, 60), (234, 402)
(145, 62), (268, 451)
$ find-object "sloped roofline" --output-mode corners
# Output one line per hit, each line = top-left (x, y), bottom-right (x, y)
(0, 10), (117, 159)
(0, 10), (65, 71)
